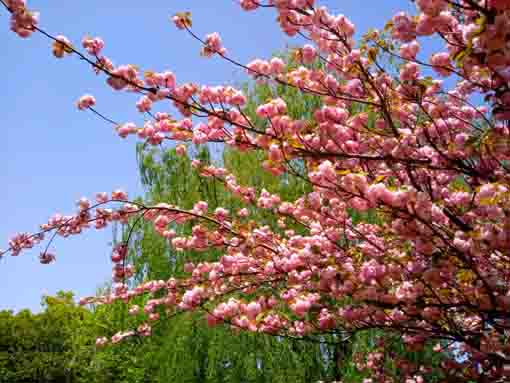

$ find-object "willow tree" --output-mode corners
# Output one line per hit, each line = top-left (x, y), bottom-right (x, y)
(111, 51), (442, 382)
(111, 57), (344, 383)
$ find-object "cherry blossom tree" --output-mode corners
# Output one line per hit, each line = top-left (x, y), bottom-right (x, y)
(3, 0), (510, 381)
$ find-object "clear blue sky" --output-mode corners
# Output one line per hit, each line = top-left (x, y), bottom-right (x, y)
(1, 1), (415, 312)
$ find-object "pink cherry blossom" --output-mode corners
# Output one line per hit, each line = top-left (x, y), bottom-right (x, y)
(5, 1), (510, 381)
(76, 94), (96, 110)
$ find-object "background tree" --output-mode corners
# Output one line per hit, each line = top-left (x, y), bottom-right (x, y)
(121, 52), (444, 382)
(0, 292), (98, 383)
(0, 291), (174, 383)
(118, 62), (339, 382)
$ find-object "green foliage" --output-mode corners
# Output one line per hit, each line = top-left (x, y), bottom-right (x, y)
(117, 50), (446, 382)
(143, 313), (332, 383)
(125, 145), (337, 381)
(0, 292), (167, 383)
(0, 292), (98, 383)
(114, 54), (346, 382)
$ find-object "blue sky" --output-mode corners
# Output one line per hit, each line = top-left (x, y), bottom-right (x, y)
(1, 1), (416, 312)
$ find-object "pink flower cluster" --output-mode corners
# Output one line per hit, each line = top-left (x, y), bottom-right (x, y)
(82, 36), (104, 56)
(256, 98), (287, 118)
(240, 0), (259, 11)
(201, 32), (226, 57)
(107, 65), (140, 91)
(76, 94), (96, 110)
(7, 0), (38, 38)
(7, 232), (42, 256)
(246, 57), (286, 78)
